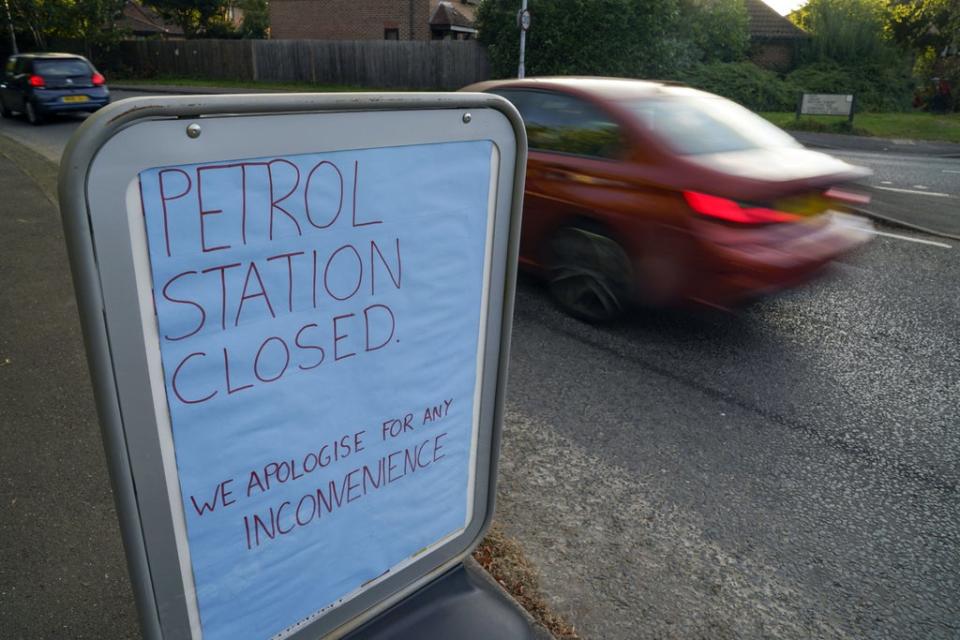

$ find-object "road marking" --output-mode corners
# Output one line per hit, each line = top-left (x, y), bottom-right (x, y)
(944, 170), (960, 174)
(874, 185), (952, 197)
(869, 229), (952, 248)
(912, 185), (929, 190)
(880, 180), (893, 184)
(836, 218), (952, 248)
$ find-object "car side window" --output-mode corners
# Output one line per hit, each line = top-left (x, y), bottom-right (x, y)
(4, 57), (16, 77)
(491, 89), (625, 159)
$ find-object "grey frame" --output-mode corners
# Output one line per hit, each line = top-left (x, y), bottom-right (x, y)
(58, 93), (527, 640)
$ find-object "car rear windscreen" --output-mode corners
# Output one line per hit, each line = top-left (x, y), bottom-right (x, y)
(34, 59), (91, 77)
(629, 98), (800, 156)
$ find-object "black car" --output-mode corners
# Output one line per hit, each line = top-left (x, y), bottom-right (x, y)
(0, 53), (110, 125)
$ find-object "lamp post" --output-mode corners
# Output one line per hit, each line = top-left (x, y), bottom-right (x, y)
(3, 0), (16, 55)
(517, 1), (530, 78)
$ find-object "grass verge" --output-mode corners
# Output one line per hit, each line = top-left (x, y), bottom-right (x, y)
(473, 522), (580, 639)
(110, 76), (394, 93)
(761, 111), (960, 143)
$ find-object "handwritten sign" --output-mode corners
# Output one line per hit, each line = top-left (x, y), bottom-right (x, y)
(800, 93), (854, 117)
(138, 140), (494, 639)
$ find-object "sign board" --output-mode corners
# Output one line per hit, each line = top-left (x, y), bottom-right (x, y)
(59, 94), (525, 640)
(799, 93), (854, 117)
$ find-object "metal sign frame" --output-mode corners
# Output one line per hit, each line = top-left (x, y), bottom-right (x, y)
(58, 93), (526, 640)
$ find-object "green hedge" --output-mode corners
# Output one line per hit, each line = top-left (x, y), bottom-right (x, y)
(786, 63), (913, 112)
(673, 61), (914, 113)
(674, 62), (799, 111)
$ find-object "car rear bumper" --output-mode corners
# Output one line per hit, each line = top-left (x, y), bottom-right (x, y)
(684, 211), (874, 308)
(33, 88), (110, 113)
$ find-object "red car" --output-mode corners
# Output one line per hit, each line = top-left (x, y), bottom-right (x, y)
(463, 77), (873, 321)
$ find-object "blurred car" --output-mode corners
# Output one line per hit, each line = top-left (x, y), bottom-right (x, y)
(462, 77), (873, 321)
(1, 53), (110, 125)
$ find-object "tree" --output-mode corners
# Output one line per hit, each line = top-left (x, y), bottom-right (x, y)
(143, 0), (229, 37)
(475, 0), (685, 79)
(679, 0), (749, 64)
(887, 0), (960, 56)
(237, 0), (267, 38)
(8, 0), (125, 49)
(790, 0), (900, 66)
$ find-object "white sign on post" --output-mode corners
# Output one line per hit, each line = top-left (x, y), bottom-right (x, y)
(59, 95), (525, 640)
(800, 93), (854, 117)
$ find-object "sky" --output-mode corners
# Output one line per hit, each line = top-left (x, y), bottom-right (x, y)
(763, 0), (807, 15)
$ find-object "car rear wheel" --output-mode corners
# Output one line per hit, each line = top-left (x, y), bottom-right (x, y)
(25, 101), (43, 126)
(548, 226), (633, 323)
(0, 100), (11, 119)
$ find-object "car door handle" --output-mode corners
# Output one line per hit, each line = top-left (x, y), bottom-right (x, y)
(541, 166), (617, 186)
(542, 167), (575, 180)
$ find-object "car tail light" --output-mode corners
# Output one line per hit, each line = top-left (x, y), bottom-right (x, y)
(824, 187), (870, 205)
(28, 74), (44, 88)
(683, 191), (799, 225)
(91, 72), (105, 86)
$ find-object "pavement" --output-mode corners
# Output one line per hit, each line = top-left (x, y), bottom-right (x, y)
(0, 134), (552, 639)
(0, 136), (139, 638)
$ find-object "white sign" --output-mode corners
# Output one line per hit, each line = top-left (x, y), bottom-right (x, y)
(800, 93), (854, 117)
(59, 94), (525, 640)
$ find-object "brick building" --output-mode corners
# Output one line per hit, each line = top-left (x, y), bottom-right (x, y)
(270, 0), (478, 41)
(745, 0), (808, 72)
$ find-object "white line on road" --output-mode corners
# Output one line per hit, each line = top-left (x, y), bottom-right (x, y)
(870, 229), (952, 248)
(944, 170), (960, 174)
(874, 185), (953, 197)
(836, 218), (952, 248)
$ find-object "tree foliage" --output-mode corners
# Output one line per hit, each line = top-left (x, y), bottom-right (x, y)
(678, 0), (749, 64)
(237, 0), (267, 39)
(8, 0), (126, 49)
(887, 0), (960, 55)
(142, 0), (229, 38)
(790, 0), (901, 66)
(477, 0), (744, 79)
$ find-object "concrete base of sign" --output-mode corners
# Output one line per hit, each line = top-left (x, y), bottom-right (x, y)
(344, 560), (551, 639)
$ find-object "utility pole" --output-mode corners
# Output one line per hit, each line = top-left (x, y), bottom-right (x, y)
(3, 0), (16, 55)
(517, 1), (530, 78)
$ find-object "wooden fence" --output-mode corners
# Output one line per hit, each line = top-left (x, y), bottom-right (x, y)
(111, 39), (491, 90)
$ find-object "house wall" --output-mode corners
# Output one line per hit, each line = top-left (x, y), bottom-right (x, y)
(271, 0), (434, 41)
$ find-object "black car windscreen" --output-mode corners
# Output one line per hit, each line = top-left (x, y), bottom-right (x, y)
(34, 60), (91, 77)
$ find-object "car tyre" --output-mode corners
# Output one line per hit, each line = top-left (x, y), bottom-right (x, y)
(0, 100), (11, 119)
(547, 226), (633, 323)
(25, 101), (43, 126)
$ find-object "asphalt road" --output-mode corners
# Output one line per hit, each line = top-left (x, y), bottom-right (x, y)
(501, 241), (959, 639)
(830, 149), (960, 197)
(1, 97), (958, 639)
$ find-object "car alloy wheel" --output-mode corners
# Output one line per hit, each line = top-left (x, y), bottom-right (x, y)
(548, 226), (633, 323)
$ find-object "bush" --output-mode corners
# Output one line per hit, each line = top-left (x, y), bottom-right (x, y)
(787, 62), (913, 112)
(672, 61), (913, 114)
(679, 0), (749, 64)
(674, 62), (800, 111)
